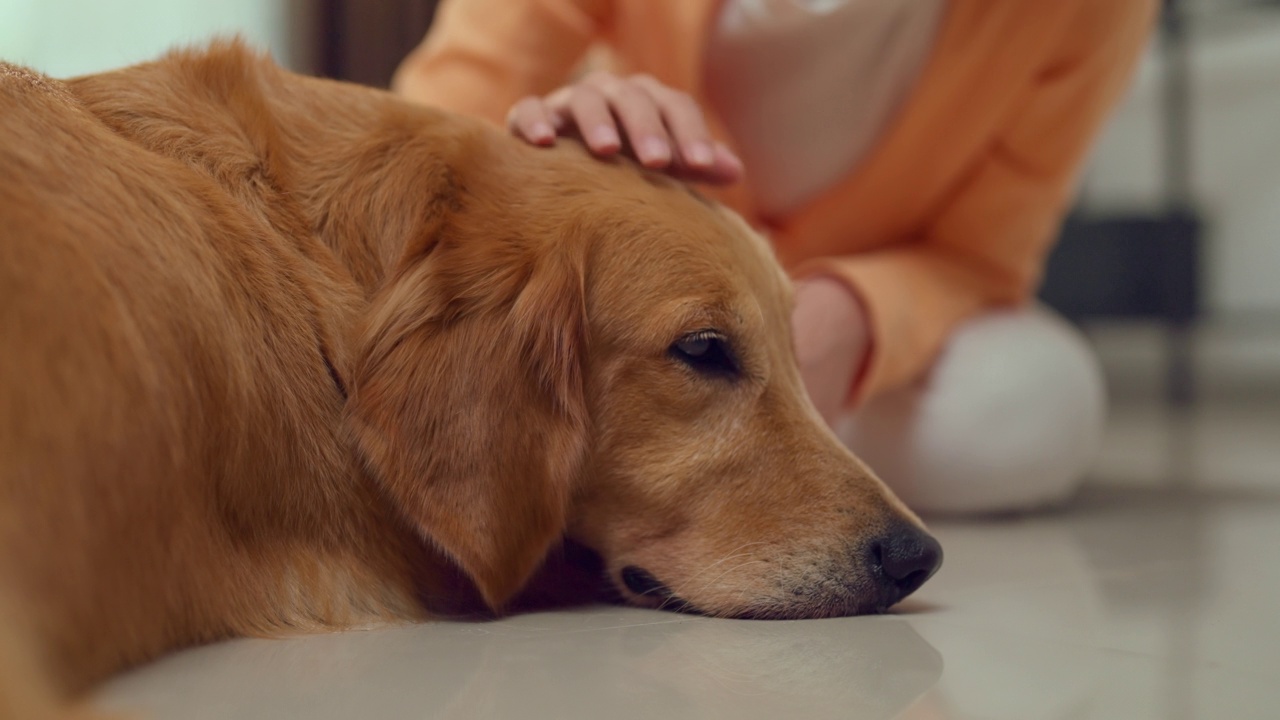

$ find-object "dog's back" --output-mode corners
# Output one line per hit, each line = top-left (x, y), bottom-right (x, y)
(0, 50), (428, 714)
(1, 58), (224, 690)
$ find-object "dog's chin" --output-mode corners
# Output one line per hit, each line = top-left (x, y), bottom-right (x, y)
(622, 592), (895, 620)
(613, 565), (902, 620)
(616, 565), (706, 615)
(587, 549), (901, 620)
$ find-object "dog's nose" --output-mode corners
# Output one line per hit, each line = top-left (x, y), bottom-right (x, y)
(868, 524), (943, 604)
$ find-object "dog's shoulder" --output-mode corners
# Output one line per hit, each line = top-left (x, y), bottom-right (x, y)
(63, 40), (286, 183)
(0, 61), (88, 154)
(0, 62), (75, 104)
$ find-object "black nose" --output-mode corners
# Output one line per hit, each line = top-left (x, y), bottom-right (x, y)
(868, 525), (943, 605)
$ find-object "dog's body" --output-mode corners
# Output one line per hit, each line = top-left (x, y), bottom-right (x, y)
(1, 43), (939, 717)
(1, 45), (461, 710)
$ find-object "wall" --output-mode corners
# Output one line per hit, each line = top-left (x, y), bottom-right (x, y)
(1080, 7), (1280, 316)
(0, 0), (310, 77)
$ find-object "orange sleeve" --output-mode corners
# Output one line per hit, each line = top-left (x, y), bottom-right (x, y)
(802, 0), (1157, 406)
(392, 0), (613, 123)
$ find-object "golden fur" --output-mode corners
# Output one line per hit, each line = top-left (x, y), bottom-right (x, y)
(0, 42), (935, 717)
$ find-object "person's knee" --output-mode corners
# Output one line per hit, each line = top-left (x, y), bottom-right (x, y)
(839, 308), (1107, 515)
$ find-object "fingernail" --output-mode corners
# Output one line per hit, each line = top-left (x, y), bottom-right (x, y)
(688, 142), (714, 166)
(717, 143), (745, 173)
(638, 137), (670, 165)
(530, 122), (555, 143)
(590, 126), (621, 150)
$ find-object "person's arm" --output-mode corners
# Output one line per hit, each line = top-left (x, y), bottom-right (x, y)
(799, 0), (1158, 407)
(393, 0), (610, 122)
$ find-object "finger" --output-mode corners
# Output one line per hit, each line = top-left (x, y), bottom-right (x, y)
(663, 144), (745, 186)
(541, 86), (574, 131)
(589, 77), (673, 168)
(631, 75), (715, 170)
(564, 85), (623, 155)
(506, 96), (558, 146)
(706, 142), (746, 184)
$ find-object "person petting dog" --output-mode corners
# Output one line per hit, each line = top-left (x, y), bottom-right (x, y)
(394, 0), (1157, 514)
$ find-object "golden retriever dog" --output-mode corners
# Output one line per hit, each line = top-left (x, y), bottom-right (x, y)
(0, 42), (941, 717)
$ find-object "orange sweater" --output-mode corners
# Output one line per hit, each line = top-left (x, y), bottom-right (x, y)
(395, 0), (1156, 404)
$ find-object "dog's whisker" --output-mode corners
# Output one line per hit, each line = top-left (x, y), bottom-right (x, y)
(674, 541), (772, 596)
(687, 559), (768, 610)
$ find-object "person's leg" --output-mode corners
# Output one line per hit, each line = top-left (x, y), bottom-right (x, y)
(833, 306), (1106, 515)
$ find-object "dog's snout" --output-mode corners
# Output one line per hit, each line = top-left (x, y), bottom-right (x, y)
(868, 525), (943, 605)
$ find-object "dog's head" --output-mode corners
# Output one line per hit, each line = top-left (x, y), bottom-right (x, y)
(346, 127), (940, 619)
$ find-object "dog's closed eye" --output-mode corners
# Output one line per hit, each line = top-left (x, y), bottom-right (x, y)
(670, 330), (739, 379)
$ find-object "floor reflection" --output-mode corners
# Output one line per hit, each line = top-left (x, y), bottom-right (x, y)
(96, 488), (1280, 720)
(100, 609), (944, 720)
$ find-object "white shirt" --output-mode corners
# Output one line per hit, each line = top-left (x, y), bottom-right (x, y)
(704, 0), (946, 217)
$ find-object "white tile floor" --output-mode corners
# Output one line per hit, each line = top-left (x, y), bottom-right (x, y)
(94, 402), (1280, 720)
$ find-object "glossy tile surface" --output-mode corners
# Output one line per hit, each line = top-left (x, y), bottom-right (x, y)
(94, 484), (1280, 720)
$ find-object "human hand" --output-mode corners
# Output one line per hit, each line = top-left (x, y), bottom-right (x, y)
(792, 277), (871, 426)
(506, 71), (744, 185)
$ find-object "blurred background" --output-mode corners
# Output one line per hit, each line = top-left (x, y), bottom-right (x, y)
(2, 0), (1277, 493)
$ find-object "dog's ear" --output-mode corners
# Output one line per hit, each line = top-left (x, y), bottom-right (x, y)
(345, 228), (589, 611)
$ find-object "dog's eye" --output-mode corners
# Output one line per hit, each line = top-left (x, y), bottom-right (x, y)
(671, 330), (739, 378)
